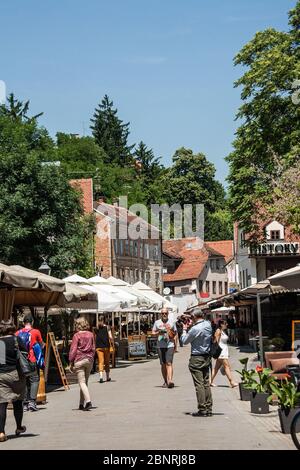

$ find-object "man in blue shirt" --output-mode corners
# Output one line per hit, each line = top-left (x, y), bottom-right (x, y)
(181, 308), (213, 417)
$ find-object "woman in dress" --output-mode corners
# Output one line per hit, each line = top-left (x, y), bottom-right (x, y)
(0, 320), (27, 442)
(69, 317), (95, 411)
(210, 320), (238, 388)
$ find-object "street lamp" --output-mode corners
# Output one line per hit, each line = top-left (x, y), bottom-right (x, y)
(38, 259), (51, 333)
(38, 260), (51, 276)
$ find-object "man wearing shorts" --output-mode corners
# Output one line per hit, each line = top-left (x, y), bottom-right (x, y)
(152, 308), (177, 388)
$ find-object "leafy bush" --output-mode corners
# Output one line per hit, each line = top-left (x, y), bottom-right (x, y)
(268, 379), (300, 410)
(236, 358), (256, 385)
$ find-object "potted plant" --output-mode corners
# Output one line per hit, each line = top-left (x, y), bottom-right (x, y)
(268, 378), (300, 433)
(236, 358), (256, 401)
(245, 365), (275, 414)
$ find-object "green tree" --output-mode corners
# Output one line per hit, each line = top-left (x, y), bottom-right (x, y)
(90, 95), (134, 166)
(56, 132), (107, 180)
(134, 141), (164, 205)
(227, 1), (300, 238)
(157, 147), (231, 240)
(0, 97), (94, 276)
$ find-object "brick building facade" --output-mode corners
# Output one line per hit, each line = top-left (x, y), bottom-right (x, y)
(70, 179), (163, 292)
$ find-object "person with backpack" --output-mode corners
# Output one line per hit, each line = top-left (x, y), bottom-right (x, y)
(0, 320), (27, 442)
(16, 315), (45, 412)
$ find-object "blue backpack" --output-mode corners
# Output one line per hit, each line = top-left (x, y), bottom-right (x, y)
(33, 343), (45, 369)
(18, 329), (31, 352)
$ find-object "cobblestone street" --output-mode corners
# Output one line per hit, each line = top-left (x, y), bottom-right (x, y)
(2, 346), (295, 450)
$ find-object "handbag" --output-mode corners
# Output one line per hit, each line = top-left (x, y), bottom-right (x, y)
(14, 337), (37, 377)
(211, 341), (222, 359)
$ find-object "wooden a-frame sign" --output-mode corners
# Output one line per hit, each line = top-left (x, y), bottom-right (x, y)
(44, 332), (69, 390)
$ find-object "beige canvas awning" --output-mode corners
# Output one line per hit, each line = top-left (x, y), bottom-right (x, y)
(268, 264), (300, 292)
(0, 263), (97, 319)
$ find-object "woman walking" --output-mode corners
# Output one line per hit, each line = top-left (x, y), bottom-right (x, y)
(95, 315), (113, 383)
(0, 320), (27, 442)
(210, 320), (238, 388)
(69, 317), (95, 411)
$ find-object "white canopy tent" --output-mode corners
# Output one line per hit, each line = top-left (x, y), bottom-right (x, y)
(133, 281), (178, 315)
(78, 284), (122, 312)
(87, 275), (138, 307)
(107, 276), (152, 307)
(210, 306), (235, 314)
(63, 274), (91, 284)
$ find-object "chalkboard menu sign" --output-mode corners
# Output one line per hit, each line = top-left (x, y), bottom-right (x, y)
(128, 335), (147, 360)
(292, 320), (300, 354)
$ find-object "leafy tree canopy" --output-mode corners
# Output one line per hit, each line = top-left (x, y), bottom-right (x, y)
(156, 147), (231, 240)
(0, 98), (94, 276)
(227, 1), (300, 237)
(90, 94), (134, 166)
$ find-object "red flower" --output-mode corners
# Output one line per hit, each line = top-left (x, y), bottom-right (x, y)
(256, 365), (263, 373)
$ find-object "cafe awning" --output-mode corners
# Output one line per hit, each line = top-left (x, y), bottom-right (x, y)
(0, 263), (97, 319)
(268, 264), (300, 292)
(0, 263), (65, 292)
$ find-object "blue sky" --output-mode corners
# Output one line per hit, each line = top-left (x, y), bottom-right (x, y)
(0, 0), (296, 183)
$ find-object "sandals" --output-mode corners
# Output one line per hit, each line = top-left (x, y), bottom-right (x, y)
(0, 434), (8, 442)
(15, 426), (26, 436)
(210, 383), (216, 387)
(230, 383), (238, 388)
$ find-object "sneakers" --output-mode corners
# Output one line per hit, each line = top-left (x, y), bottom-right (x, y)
(192, 411), (207, 417)
(23, 403), (29, 412)
(99, 378), (104, 383)
(84, 401), (92, 411)
(28, 401), (39, 412)
(79, 404), (84, 410)
(192, 410), (213, 417)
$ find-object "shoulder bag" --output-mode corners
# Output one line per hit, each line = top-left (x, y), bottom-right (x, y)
(14, 337), (37, 377)
(211, 330), (222, 359)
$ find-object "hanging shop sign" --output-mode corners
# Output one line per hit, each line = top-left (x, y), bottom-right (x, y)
(249, 243), (299, 257)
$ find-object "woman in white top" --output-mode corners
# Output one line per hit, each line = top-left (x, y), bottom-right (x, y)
(210, 320), (238, 388)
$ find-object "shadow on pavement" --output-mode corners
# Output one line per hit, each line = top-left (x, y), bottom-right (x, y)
(7, 433), (39, 440)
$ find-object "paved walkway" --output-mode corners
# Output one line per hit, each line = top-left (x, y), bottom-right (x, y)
(2, 346), (295, 450)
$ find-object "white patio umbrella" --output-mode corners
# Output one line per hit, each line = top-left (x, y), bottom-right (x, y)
(63, 274), (90, 284)
(210, 306), (235, 314)
(79, 284), (122, 311)
(133, 281), (178, 313)
(107, 277), (152, 307)
(87, 275), (138, 306)
(87, 274), (111, 284)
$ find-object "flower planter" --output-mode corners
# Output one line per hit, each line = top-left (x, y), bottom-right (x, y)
(250, 392), (270, 414)
(278, 407), (300, 434)
(239, 383), (252, 401)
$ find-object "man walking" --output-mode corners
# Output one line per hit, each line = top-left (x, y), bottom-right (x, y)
(17, 315), (45, 411)
(152, 308), (177, 388)
(181, 308), (213, 417)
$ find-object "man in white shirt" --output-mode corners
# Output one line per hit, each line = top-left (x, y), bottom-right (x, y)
(152, 308), (177, 388)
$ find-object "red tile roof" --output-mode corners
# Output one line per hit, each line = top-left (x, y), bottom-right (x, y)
(205, 241), (234, 263)
(94, 202), (160, 234)
(163, 238), (207, 282)
(70, 178), (93, 214)
(163, 238), (233, 282)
